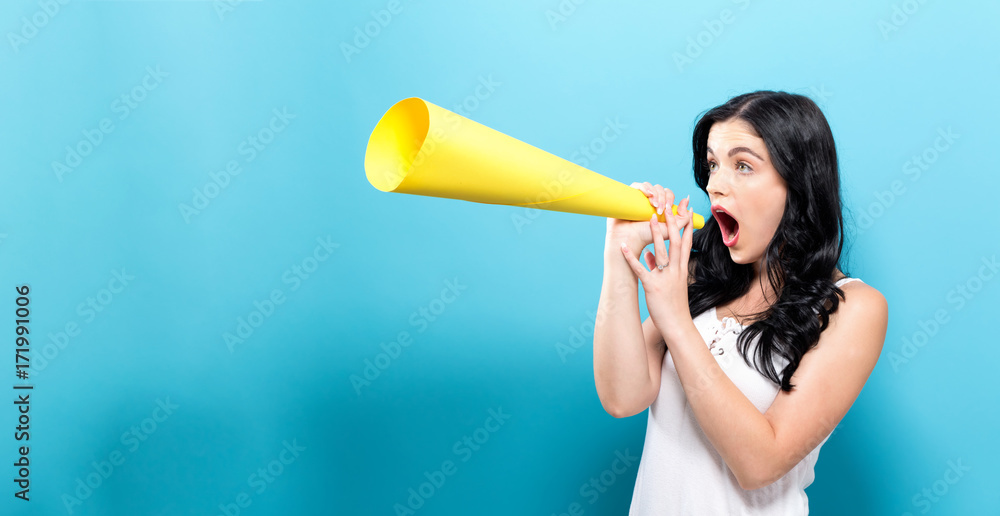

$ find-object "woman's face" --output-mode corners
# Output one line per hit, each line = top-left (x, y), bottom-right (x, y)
(705, 118), (788, 269)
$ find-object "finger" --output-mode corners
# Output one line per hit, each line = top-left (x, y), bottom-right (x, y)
(650, 214), (668, 263)
(680, 203), (694, 275)
(680, 221), (694, 274)
(632, 182), (658, 212)
(642, 182), (658, 210)
(665, 203), (683, 269)
(644, 249), (656, 270)
(620, 242), (646, 279)
(652, 184), (665, 215)
(662, 186), (675, 220)
(679, 195), (691, 223)
(630, 182), (654, 200)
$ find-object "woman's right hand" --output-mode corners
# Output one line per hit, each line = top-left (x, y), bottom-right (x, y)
(607, 182), (692, 249)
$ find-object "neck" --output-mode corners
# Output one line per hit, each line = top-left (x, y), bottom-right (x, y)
(752, 258), (768, 288)
(751, 258), (779, 304)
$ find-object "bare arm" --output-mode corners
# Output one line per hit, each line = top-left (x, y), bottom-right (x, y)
(593, 183), (691, 418)
(593, 235), (667, 418)
(665, 282), (888, 490)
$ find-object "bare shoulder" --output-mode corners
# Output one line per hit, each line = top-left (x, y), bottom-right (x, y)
(826, 280), (888, 350)
(837, 280), (887, 313)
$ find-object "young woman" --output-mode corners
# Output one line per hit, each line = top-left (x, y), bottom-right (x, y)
(593, 90), (888, 514)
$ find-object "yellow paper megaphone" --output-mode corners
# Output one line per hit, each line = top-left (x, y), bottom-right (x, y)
(364, 97), (704, 229)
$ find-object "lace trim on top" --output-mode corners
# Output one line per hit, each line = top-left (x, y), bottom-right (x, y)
(706, 307), (743, 356)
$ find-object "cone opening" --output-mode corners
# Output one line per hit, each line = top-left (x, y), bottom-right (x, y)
(364, 98), (431, 192)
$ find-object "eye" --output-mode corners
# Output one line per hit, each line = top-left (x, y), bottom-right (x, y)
(736, 161), (753, 174)
(707, 160), (717, 173)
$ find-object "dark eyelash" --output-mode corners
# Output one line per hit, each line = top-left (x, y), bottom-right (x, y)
(706, 160), (753, 173)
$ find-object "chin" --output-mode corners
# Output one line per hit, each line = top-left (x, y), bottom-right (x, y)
(727, 251), (751, 265)
(726, 246), (762, 266)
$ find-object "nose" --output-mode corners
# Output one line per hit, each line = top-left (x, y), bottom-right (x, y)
(706, 165), (729, 202)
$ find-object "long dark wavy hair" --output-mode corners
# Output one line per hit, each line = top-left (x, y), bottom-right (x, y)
(687, 90), (848, 392)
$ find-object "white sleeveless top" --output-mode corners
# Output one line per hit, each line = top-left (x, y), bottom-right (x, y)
(628, 277), (863, 515)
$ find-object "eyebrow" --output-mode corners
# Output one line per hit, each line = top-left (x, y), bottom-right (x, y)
(706, 146), (765, 162)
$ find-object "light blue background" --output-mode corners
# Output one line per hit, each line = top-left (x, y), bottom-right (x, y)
(2, 0), (998, 514)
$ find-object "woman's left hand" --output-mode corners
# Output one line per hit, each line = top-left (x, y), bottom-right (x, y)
(619, 195), (696, 346)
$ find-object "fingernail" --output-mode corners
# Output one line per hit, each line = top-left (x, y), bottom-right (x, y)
(657, 205), (663, 214)
(620, 241), (627, 249)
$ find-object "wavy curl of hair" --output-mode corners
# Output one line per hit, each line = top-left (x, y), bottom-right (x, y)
(687, 90), (849, 392)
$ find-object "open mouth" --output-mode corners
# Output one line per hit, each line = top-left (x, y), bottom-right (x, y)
(712, 205), (740, 247)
